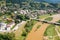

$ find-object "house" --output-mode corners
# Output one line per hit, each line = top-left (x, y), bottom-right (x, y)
(57, 9), (60, 14)
(57, 8), (60, 13)
(0, 22), (6, 30)
(20, 10), (29, 15)
(6, 22), (15, 30)
(35, 10), (47, 15)
(0, 22), (15, 32)
(14, 11), (18, 14)
(48, 9), (54, 13)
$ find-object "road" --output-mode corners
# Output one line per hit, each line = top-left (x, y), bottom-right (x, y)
(13, 21), (27, 40)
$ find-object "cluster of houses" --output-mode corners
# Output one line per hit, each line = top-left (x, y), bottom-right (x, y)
(0, 3), (60, 19)
(0, 0), (60, 32)
(12, 9), (60, 19)
(0, 22), (15, 32)
(0, 20), (26, 32)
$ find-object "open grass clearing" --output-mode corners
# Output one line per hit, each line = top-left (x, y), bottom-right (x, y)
(13, 22), (27, 40)
(44, 24), (57, 36)
(39, 14), (50, 19)
(45, 17), (53, 21)
(57, 20), (60, 23)
(54, 36), (60, 40)
(39, 13), (57, 19)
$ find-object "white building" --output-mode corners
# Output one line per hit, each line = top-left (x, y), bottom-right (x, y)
(6, 22), (15, 31)
(20, 10), (29, 14)
(0, 22), (15, 32)
(0, 22), (6, 30)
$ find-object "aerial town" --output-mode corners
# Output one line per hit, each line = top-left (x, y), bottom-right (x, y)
(0, 0), (60, 40)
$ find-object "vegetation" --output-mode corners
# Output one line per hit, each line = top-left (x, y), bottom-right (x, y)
(44, 24), (57, 36)
(45, 17), (53, 21)
(24, 20), (37, 32)
(0, 13), (3, 17)
(0, 33), (16, 40)
(20, 19), (37, 40)
(57, 20), (60, 23)
(16, 14), (29, 21)
(54, 36), (60, 40)
(39, 14), (51, 19)
(34, 25), (41, 32)
(11, 25), (16, 30)
(6, 0), (60, 10)
(0, 0), (60, 40)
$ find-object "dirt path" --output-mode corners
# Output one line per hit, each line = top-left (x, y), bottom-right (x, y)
(55, 26), (60, 37)
(26, 14), (60, 40)
(14, 21), (27, 40)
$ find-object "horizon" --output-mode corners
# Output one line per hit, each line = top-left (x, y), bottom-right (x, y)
(35, 0), (60, 3)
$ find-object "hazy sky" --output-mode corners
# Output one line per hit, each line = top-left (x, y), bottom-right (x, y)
(44, 0), (60, 3)
(35, 0), (60, 3)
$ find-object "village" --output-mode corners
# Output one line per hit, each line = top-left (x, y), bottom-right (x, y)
(0, 6), (60, 32)
(0, 0), (60, 40)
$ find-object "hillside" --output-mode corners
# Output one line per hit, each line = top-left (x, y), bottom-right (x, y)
(6, 0), (60, 10)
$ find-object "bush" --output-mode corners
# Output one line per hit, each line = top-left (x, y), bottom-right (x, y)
(0, 13), (3, 17)
(21, 30), (27, 37)
(25, 20), (37, 32)
(20, 20), (37, 40)
(0, 33), (15, 40)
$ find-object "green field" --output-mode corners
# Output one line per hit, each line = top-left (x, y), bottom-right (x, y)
(39, 14), (51, 19)
(44, 24), (60, 40)
(45, 17), (53, 21)
(39, 13), (56, 19)
(44, 24), (57, 36)
(57, 20), (60, 23)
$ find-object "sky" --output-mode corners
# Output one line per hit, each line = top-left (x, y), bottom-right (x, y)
(35, 0), (60, 3)
(44, 0), (60, 3)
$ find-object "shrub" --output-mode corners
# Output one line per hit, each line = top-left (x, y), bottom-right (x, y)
(0, 33), (15, 40)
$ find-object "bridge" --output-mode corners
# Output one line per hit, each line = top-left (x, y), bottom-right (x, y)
(31, 18), (60, 26)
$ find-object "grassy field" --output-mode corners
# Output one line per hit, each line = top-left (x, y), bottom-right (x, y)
(13, 22), (27, 40)
(39, 14), (50, 19)
(57, 20), (60, 23)
(54, 36), (60, 40)
(44, 24), (57, 36)
(44, 24), (59, 40)
(39, 13), (56, 19)
(45, 17), (53, 21)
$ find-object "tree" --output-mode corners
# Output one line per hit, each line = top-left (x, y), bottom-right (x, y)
(0, 13), (3, 17)
(0, 33), (15, 40)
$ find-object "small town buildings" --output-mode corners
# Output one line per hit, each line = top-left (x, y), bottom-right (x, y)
(0, 22), (6, 30)
(19, 10), (29, 15)
(0, 22), (15, 32)
(6, 22), (15, 30)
